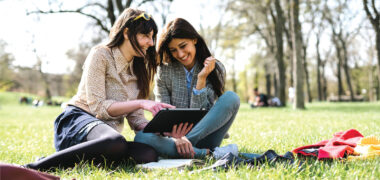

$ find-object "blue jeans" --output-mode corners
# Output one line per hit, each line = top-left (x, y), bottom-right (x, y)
(134, 91), (240, 158)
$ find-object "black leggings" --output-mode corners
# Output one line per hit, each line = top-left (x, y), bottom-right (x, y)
(26, 124), (157, 171)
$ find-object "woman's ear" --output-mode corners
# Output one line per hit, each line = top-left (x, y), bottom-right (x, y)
(123, 28), (129, 40)
(193, 39), (197, 45)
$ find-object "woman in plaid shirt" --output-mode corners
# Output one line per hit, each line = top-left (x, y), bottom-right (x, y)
(135, 18), (240, 159)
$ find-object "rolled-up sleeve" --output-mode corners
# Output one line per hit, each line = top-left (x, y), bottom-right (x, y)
(84, 47), (122, 120)
(190, 84), (215, 109)
(126, 109), (149, 130)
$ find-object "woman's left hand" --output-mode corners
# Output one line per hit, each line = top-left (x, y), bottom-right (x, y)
(198, 56), (216, 79)
(172, 136), (195, 158)
(163, 122), (193, 138)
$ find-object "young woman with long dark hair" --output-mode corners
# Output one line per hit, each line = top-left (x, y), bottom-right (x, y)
(134, 18), (240, 159)
(25, 8), (174, 171)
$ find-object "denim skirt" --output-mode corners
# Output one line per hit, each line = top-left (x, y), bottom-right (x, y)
(54, 105), (104, 151)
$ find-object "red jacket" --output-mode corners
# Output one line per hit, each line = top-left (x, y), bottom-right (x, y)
(293, 129), (363, 160)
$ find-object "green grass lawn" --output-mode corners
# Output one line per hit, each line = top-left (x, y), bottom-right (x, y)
(0, 91), (379, 179)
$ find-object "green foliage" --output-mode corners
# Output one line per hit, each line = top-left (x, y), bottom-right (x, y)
(0, 80), (14, 92)
(0, 92), (379, 179)
(0, 40), (15, 91)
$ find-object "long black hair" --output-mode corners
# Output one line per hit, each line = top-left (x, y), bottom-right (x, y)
(107, 8), (158, 99)
(157, 18), (224, 97)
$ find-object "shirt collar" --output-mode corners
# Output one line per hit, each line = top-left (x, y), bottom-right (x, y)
(183, 65), (195, 75)
(112, 47), (133, 75)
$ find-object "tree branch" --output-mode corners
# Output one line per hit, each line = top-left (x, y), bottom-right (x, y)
(254, 24), (274, 53)
(27, 9), (110, 33)
(363, 0), (377, 26)
(126, 0), (133, 8)
(107, 0), (116, 25)
(269, 3), (277, 25)
(115, 0), (124, 14)
(137, 0), (154, 7)
(371, 0), (379, 17)
(85, 3), (107, 11)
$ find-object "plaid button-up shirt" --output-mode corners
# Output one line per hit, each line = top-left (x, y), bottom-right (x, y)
(154, 60), (225, 109)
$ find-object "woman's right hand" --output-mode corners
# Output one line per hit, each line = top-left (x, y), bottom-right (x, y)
(173, 136), (195, 158)
(140, 100), (175, 116)
(198, 56), (216, 79)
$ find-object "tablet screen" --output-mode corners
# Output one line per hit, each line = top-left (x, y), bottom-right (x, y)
(143, 108), (208, 133)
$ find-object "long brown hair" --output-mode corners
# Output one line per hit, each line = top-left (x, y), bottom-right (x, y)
(107, 8), (158, 99)
(157, 18), (224, 97)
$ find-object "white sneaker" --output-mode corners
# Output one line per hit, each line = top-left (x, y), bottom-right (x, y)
(212, 144), (239, 159)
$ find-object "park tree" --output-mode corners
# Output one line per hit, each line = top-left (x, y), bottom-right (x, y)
(363, 0), (380, 98)
(219, 24), (243, 93)
(27, 0), (175, 97)
(0, 40), (15, 91)
(315, 28), (331, 101)
(291, 0), (305, 109)
(227, 0), (287, 106)
(273, 0), (287, 106)
(312, 0), (332, 102)
(324, 0), (361, 101)
(360, 27), (378, 101)
(32, 46), (53, 100)
(299, 1), (321, 103)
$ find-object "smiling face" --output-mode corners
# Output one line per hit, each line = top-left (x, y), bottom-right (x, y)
(168, 38), (197, 70)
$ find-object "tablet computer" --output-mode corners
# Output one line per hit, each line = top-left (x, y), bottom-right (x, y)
(143, 108), (208, 134)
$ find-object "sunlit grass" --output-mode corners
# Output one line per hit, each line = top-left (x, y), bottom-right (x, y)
(0, 92), (379, 179)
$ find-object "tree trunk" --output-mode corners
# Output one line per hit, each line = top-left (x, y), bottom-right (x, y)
(289, 50), (294, 88)
(231, 63), (237, 93)
(274, 0), (286, 106)
(316, 36), (322, 101)
(243, 70), (249, 102)
(266, 74), (271, 97)
(368, 47), (375, 101)
(363, 0), (380, 98)
(340, 37), (355, 101)
(369, 65), (373, 101)
(286, 0), (294, 88)
(265, 65), (272, 97)
(36, 60), (52, 100)
(376, 30), (380, 99)
(302, 44), (312, 102)
(274, 72), (278, 97)
(377, 73), (380, 100)
(333, 35), (345, 100)
(322, 63), (328, 101)
(254, 70), (259, 90)
(337, 55), (344, 100)
(291, 0), (304, 109)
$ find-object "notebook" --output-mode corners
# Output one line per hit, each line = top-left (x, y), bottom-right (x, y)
(137, 159), (204, 170)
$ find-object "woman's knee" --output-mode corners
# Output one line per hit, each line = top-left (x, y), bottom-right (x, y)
(221, 91), (240, 110)
(101, 134), (128, 154)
